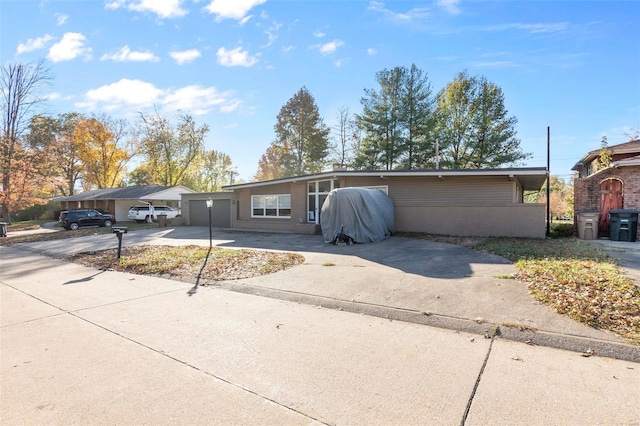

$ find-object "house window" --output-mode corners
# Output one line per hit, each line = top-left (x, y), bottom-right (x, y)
(251, 194), (291, 218)
(103, 200), (110, 211)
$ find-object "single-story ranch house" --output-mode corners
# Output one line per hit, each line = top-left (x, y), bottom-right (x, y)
(572, 139), (640, 236)
(182, 168), (548, 239)
(57, 185), (194, 222)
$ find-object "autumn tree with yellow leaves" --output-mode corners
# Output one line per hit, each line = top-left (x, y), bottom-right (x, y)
(135, 111), (207, 187)
(74, 114), (137, 190)
(27, 112), (84, 196)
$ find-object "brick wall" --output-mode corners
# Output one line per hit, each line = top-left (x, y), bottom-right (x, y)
(574, 166), (640, 211)
(574, 166), (640, 237)
(395, 204), (546, 238)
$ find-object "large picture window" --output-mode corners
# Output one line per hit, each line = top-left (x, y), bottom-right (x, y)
(251, 194), (291, 218)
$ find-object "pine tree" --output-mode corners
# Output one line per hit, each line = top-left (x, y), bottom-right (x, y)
(255, 87), (330, 179)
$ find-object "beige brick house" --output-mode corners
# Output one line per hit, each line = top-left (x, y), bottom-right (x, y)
(572, 139), (640, 237)
(183, 168), (548, 239)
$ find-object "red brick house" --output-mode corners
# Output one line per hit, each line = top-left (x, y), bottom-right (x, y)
(572, 139), (640, 237)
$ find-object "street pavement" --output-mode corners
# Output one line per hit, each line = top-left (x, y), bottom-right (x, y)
(1, 226), (639, 424)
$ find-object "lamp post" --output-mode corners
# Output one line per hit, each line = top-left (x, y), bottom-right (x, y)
(206, 198), (213, 249)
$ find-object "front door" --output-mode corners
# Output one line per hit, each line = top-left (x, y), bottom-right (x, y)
(599, 179), (623, 236)
(307, 179), (339, 225)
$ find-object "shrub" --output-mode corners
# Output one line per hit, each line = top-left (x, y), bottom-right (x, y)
(549, 222), (575, 239)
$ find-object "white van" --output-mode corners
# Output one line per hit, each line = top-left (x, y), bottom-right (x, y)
(127, 205), (179, 223)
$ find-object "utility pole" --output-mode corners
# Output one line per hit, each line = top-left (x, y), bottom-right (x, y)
(547, 126), (551, 237)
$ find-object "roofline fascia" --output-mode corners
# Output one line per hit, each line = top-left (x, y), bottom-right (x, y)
(612, 159), (640, 167)
(222, 168), (548, 190)
(579, 146), (640, 164)
(137, 185), (196, 199)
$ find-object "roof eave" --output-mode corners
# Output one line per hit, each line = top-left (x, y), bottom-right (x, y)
(222, 168), (549, 191)
(612, 159), (640, 167)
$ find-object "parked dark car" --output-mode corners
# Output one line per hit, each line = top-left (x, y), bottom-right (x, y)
(59, 209), (116, 230)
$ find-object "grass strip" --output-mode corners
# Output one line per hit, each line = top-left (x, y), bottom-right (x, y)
(476, 237), (640, 344)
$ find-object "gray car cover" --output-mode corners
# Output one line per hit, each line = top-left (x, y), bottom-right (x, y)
(320, 187), (395, 244)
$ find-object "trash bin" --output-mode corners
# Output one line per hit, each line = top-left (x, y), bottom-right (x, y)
(609, 209), (639, 242)
(157, 214), (167, 227)
(576, 210), (599, 240)
(0, 222), (7, 238)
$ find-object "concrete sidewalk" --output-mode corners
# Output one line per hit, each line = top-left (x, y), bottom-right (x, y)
(2, 246), (639, 425)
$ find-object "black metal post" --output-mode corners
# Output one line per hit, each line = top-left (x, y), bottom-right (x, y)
(116, 232), (123, 260)
(208, 204), (212, 249)
(546, 126), (551, 237)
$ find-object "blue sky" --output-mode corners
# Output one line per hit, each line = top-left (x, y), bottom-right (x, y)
(2, 0), (639, 183)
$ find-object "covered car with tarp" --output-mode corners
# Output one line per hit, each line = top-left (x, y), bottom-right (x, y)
(320, 187), (395, 244)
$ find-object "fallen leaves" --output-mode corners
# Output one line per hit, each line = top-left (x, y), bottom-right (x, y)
(516, 258), (640, 344)
(581, 349), (596, 358)
(69, 245), (305, 282)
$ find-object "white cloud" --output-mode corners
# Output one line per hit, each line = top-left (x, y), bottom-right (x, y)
(239, 15), (253, 25)
(263, 21), (282, 47)
(56, 13), (69, 25)
(368, 1), (430, 23)
(216, 46), (259, 67)
(485, 22), (569, 34)
(76, 79), (240, 116)
(334, 58), (348, 67)
(17, 34), (54, 54)
(204, 0), (267, 22)
(101, 45), (160, 62)
(437, 0), (461, 15)
(468, 60), (518, 68)
(44, 92), (62, 101)
(162, 85), (239, 115)
(47, 32), (92, 62)
(81, 79), (162, 109)
(282, 45), (294, 53)
(367, 47), (377, 55)
(106, 0), (187, 18)
(131, 0), (187, 18)
(169, 49), (201, 65)
(105, 0), (125, 11)
(315, 39), (344, 55)
(314, 30), (326, 38)
(219, 99), (242, 113)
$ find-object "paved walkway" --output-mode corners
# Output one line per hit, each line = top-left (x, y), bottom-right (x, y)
(2, 227), (639, 424)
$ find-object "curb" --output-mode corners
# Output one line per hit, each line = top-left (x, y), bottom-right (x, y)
(206, 280), (640, 364)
